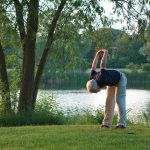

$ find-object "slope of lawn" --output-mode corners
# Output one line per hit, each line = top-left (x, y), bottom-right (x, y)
(0, 125), (150, 150)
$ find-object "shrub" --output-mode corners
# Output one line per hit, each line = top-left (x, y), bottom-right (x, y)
(64, 107), (103, 125)
(0, 94), (65, 126)
(140, 63), (150, 72)
(125, 62), (139, 70)
(0, 94), (132, 126)
(94, 106), (104, 124)
(34, 94), (65, 125)
(142, 101), (150, 126)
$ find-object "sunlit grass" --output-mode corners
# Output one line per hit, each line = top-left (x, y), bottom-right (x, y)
(0, 125), (149, 150)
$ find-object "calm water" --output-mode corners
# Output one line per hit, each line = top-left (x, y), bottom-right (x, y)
(39, 89), (150, 119)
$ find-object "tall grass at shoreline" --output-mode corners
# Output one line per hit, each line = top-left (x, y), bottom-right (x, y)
(0, 94), (135, 127)
(0, 107), (104, 127)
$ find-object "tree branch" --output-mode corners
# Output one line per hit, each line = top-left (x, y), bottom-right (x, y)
(46, 0), (67, 48)
(116, 0), (146, 18)
(33, 0), (67, 104)
(26, 0), (39, 36)
(13, 0), (26, 41)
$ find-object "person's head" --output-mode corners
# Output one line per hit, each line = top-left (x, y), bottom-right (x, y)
(86, 79), (100, 93)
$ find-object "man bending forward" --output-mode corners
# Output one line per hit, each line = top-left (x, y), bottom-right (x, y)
(86, 49), (127, 129)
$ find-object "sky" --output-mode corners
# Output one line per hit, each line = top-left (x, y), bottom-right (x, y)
(101, 0), (127, 30)
(101, 0), (149, 33)
(39, 0), (127, 30)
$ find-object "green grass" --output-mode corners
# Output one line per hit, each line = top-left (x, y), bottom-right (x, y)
(0, 125), (150, 150)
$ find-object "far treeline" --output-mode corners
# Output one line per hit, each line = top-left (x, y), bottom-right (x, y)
(0, 0), (150, 115)
(36, 26), (150, 90)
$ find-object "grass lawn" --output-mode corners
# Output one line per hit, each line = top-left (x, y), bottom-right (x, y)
(0, 125), (150, 150)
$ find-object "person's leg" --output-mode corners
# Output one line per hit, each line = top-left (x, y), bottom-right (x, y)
(102, 86), (115, 127)
(115, 73), (127, 127)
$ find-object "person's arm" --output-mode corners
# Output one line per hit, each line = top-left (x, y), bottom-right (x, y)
(100, 49), (108, 69)
(91, 50), (103, 70)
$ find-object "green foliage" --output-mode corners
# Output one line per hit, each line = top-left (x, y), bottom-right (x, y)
(142, 101), (150, 125)
(125, 62), (139, 70)
(0, 90), (135, 127)
(40, 68), (150, 90)
(139, 26), (150, 62)
(140, 63), (150, 72)
(40, 71), (89, 90)
(145, 26), (150, 42)
(36, 95), (58, 114)
(0, 10), (21, 53)
(64, 106), (104, 125)
(6, 53), (21, 112)
(1, 0), (113, 114)
(0, 81), (10, 113)
(113, 33), (146, 68)
(80, 27), (147, 69)
(1, 0), (149, 76)
(64, 107), (95, 125)
(1, 0), (150, 116)
(94, 106), (104, 124)
(34, 94), (64, 125)
(93, 28), (113, 49)
(139, 42), (150, 62)
(121, 69), (150, 89)
(0, 94), (104, 126)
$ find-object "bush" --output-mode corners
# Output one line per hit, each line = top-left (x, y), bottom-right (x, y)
(140, 63), (150, 72)
(94, 106), (104, 124)
(64, 106), (104, 125)
(142, 101), (150, 126)
(125, 62), (139, 70)
(0, 94), (65, 126)
(0, 94), (132, 127)
(0, 103), (105, 126)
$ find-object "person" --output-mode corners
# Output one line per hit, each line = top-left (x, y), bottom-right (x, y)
(86, 49), (127, 129)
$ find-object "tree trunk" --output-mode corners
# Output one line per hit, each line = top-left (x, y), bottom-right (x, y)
(32, 0), (67, 108)
(0, 42), (11, 113)
(16, 0), (39, 113)
(18, 40), (36, 113)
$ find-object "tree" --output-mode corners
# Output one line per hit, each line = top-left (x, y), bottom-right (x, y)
(1, 0), (150, 114)
(0, 41), (11, 113)
(0, 0), (109, 113)
(0, 8), (19, 113)
(139, 26), (150, 62)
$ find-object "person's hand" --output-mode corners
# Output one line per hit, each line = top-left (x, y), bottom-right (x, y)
(96, 49), (108, 56)
(102, 49), (108, 53)
(96, 49), (104, 56)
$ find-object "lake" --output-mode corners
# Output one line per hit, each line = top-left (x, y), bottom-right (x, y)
(39, 89), (150, 120)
